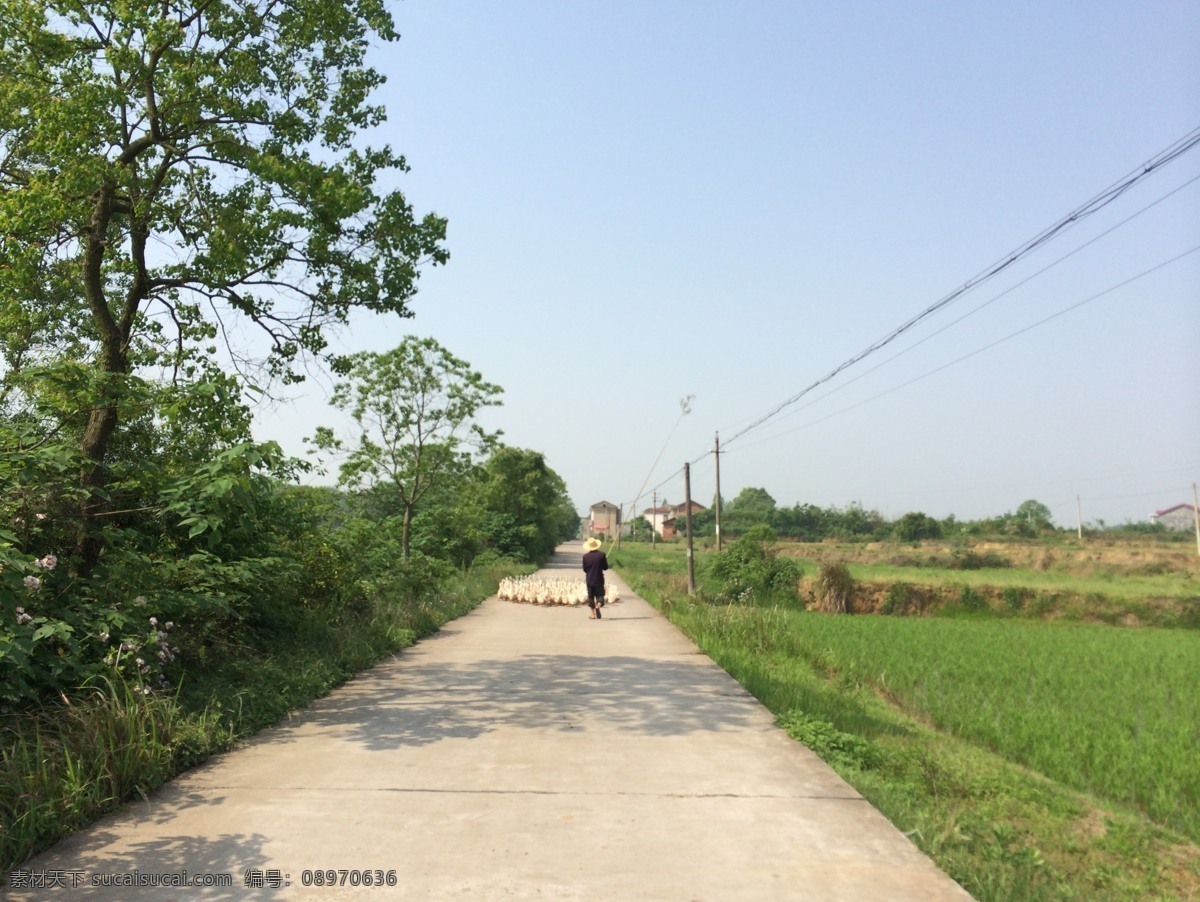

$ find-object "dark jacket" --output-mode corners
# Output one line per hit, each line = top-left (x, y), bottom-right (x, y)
(582, 549), (608, 588)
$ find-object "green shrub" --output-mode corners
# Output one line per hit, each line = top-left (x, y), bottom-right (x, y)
(1003, 587), (1025, 611)
(958, 586), (987, 612)
(778, 710), (882, 770)
(954, 550), (1012, 570)
(881, 582), (912, 615)
(893, 511), (943, 542)
(705, 526), (801, 605)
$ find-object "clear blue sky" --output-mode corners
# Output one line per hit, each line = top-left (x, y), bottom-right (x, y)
(256, 1), (1200, 528)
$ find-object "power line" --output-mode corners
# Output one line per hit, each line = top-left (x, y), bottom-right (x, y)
(732, 170), (1200, 435)
(735, 243), (1200, 448)
(721, 125), (1200, 449)
(614, 128), (1200, 523)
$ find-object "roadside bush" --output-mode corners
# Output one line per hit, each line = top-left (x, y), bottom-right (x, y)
(706, 526), (801, 605)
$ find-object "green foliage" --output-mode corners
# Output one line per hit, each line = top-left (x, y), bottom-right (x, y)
(779, 614), (1200, 842)
(957, 499), (1059, 539)
(1016, 500), (1055, 532)
(778, 711), (882, 770)
(956, 585), (988, 613)
(893, 511), (943, 542)
(729, 487), (777, 516)
(692, 497), (886, 542)
(473, 446), (577, 562)
(880, 582), (912, 615)
(313, 337), (503, 559)
(1003, 587), (1026, 611)
(625, 516), (654, 542)
(0, 0), (444, 381)
(0, 431), (301, 706)
(705, 526), (801, 605)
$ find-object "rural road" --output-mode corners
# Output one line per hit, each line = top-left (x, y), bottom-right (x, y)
(9, 542), (972, 900)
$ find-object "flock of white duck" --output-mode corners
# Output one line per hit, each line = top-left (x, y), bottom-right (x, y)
(497, 575), (621, 607)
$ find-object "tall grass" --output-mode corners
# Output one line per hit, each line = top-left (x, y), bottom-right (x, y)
(1, 677), (231, 870)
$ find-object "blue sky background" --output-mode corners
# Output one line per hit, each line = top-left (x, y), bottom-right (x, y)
(255, 1), (1200, 528)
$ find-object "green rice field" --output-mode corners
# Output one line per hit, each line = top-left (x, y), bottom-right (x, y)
(772, 612), (1200, 840)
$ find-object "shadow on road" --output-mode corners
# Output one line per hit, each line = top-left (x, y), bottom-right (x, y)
(266, 653), (758, 752)
(14, 828), (279, 900)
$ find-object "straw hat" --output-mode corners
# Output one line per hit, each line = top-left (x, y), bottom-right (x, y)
(583, 536), (602, 551)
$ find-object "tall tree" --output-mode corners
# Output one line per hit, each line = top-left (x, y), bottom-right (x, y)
(0, 0), (447, 574)
(476, 446), (577, 562)
(313, 338), (503, 559)
(1015, 499), (1054, 533)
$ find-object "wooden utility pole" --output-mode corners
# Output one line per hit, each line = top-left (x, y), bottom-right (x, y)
(617, 503), (623, 552)
(714, 432), (723, 552)
(1076, 495), (1083, 542)
(684, 462), (696, 595)
(1193, 482), (1199, 558)
(651, 490), (656, 549)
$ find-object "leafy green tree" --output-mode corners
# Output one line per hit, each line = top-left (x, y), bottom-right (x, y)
(688, 506), (716, 537)
(893, 511), (943, 542)
(0, 0), (447, 573)
(475, 446), (577, 562)
(773, 503), (829, 541)
(723, 487), (777, 535)
(626, 516), (653, 542)
(1015, 499), (1055, 533)
(729, 487), (777, 516)
(313, 338), (503, 559)
(829, 502), (885, 538)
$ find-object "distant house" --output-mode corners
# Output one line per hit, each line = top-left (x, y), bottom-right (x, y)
(588, 501), (621, 536)
(643, 500), (706, 539)
(1151, 503), (1197, 531)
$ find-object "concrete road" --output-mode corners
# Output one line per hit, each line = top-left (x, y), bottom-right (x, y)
(9, 542), (972, 900)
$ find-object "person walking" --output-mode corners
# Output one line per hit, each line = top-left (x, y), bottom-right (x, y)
(582, 536), (609, 619)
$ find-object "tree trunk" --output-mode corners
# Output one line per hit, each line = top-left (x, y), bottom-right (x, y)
(400, 504), (413, 561)
(73, 185), (129, 578)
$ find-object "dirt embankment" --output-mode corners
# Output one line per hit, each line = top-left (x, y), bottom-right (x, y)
(787, 538), (1200, 627)
(789, 537), (1199, 579)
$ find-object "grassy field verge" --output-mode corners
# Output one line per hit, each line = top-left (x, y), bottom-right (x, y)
(612, 543), (1200, 901)
(782, 538), (1200, 627)
(1, 559), (526, 875)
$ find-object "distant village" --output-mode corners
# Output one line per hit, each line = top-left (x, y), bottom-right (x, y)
(583, 499), (706, 541)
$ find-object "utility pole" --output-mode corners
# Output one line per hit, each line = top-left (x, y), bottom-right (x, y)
(684, 462), (696, 595)
(617, 503), (622, 552)
(1076, 495), (1083, 542)
(651, 490), (656, 549)
(714, 432), (723, 552)
(1193, 482), (1199, 558)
